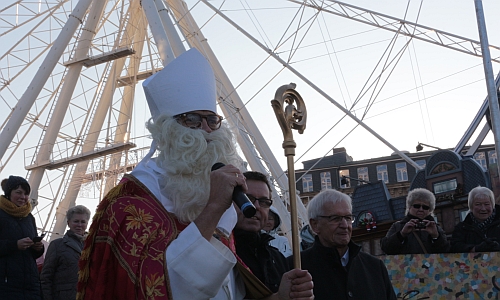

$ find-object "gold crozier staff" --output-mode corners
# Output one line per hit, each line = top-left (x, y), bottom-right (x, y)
(271, 83), (307, 269)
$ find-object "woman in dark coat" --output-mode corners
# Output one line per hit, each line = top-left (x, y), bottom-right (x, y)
(0, 175), (44, 300)
(381, 188), (449, 254)
(451, 186), (500, 253)
(41, 205), (91, 300)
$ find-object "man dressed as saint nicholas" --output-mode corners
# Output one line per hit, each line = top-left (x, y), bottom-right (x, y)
(77, 48), (313, 300)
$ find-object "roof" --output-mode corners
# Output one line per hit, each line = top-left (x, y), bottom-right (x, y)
(352, 181), (394, 226)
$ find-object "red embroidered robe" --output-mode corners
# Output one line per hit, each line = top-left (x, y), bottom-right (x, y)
(77, 174), (186, 300)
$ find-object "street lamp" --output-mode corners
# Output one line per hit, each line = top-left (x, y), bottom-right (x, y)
(416, 142), (441, 152)
(341, 176), (370, 186)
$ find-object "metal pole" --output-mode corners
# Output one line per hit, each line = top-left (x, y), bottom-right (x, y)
(142, 0), (175, 65)
(271, 83), (307, 269)
(51, 1), (141, 237)
(474, 0), (500, 178)
(28, 0), (108, 207)
(154, 0), (185, 57)
(0, 0), (93, 161)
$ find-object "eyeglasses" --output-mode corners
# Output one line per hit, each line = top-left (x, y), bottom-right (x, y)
(317, 214), (355, 224)
(246, 195), (273, 208)
(174, 113), (223, 130)
(412, 204), (430, 210)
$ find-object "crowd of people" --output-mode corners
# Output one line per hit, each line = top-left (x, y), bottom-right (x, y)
(2, 47), (500, 300)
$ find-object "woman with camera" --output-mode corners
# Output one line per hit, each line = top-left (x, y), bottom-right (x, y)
(451, 186), (500, 253)
(381, 188), (449, 254)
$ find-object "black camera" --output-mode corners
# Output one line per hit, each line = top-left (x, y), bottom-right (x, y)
(415, 221), (426, 229)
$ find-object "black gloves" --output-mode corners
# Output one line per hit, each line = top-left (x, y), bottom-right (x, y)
(475, 239), (500, 252)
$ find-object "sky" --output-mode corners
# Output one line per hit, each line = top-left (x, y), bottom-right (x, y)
(184, 0), (500, 168)
(1, 0), (500, 230)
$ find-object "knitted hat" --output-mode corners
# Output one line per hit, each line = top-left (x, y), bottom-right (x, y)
(142, 48), (217, 120)
(1, 176), (31, 199)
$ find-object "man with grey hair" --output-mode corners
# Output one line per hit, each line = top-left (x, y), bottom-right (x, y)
(77, 48), (313, 300)
(288, 189), (396, 300)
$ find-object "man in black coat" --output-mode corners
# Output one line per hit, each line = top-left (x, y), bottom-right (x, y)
(234, 171), (289, 293)
(288, 189), (396, 300)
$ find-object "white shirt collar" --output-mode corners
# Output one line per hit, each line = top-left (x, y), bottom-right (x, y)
(341, 248), (349, 267)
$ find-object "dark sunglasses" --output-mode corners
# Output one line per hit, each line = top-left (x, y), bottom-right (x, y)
(174, 113), (223, 130)
(246, 194), (273, 208)
(412, 204), (430, 210)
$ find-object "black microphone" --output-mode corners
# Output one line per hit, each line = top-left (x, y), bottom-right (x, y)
(211, 162), (256, 218)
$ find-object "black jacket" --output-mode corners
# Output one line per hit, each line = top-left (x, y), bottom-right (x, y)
(234, 229), (289, 293)
(381, 214), (449, 254)
(451, 205), (500, 253)
(289, 236), (396, 300)
(0, 208), (43, 300)
(41, 230), (85, 300)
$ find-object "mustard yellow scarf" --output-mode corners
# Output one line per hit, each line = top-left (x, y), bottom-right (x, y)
(0, 195), (31, 218)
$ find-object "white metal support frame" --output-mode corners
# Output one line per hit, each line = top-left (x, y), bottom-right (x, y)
(50, 0), (146, 237)
(2, 0), (497, 243)
(0, 0), (93, 162)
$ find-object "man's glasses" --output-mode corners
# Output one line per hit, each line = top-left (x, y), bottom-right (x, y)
(412, 204), (430, 210)
(174, 113), (223, 130)
(247, 195), (273, 208)
(317, 214), (355, 224)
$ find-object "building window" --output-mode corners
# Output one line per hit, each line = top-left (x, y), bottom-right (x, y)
(357, 167), (369, 185)
(302, 174), (313, 192)
(415, 159), (426, 169)
(433, 178), (457, 194)
(474, 152), (487, 170)
(430, 163), (456, 175)
(376, 165), (388, 183)
(320, 172), (332, 190)
(396, 162), (408, 182)
(488, 150), (497, 165)
(339, 169), (350, 188)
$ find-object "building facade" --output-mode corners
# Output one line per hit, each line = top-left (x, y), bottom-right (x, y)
(295, 145), (499, 255)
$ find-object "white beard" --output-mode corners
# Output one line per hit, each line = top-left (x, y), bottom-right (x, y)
(147, 116), (243, 222)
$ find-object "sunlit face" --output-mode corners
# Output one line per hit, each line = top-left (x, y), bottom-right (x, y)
(67, 213), (89, 236)
(471, 195), (493, 222)
(235, 179), (270, 233)
(311, 200), (352, 252)
(409, 200), (432, 219)
(10, 187), (29, 207)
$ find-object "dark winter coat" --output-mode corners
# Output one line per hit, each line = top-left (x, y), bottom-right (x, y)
(0, 209), (43, 300)
(451, 205), (500, 253)
(380, 214), (449, 254)
(40, 230), (85, 300)
(234, 229), (289, 293)
(289, 236), (396, 300)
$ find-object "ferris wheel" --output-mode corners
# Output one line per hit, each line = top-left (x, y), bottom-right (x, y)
(1, 0), (499, 241)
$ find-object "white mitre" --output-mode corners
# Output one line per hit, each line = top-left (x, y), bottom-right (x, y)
(143, 47), (217, 119)
(133, 48), (237, 235)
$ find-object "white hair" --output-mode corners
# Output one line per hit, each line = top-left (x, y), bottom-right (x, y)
(307, 189), (352, 220)
(468, 186), (495, 210)
(147, 115), (243, 222)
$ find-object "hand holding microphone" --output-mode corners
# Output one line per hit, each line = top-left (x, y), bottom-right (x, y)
(211, 163), (256, 218)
